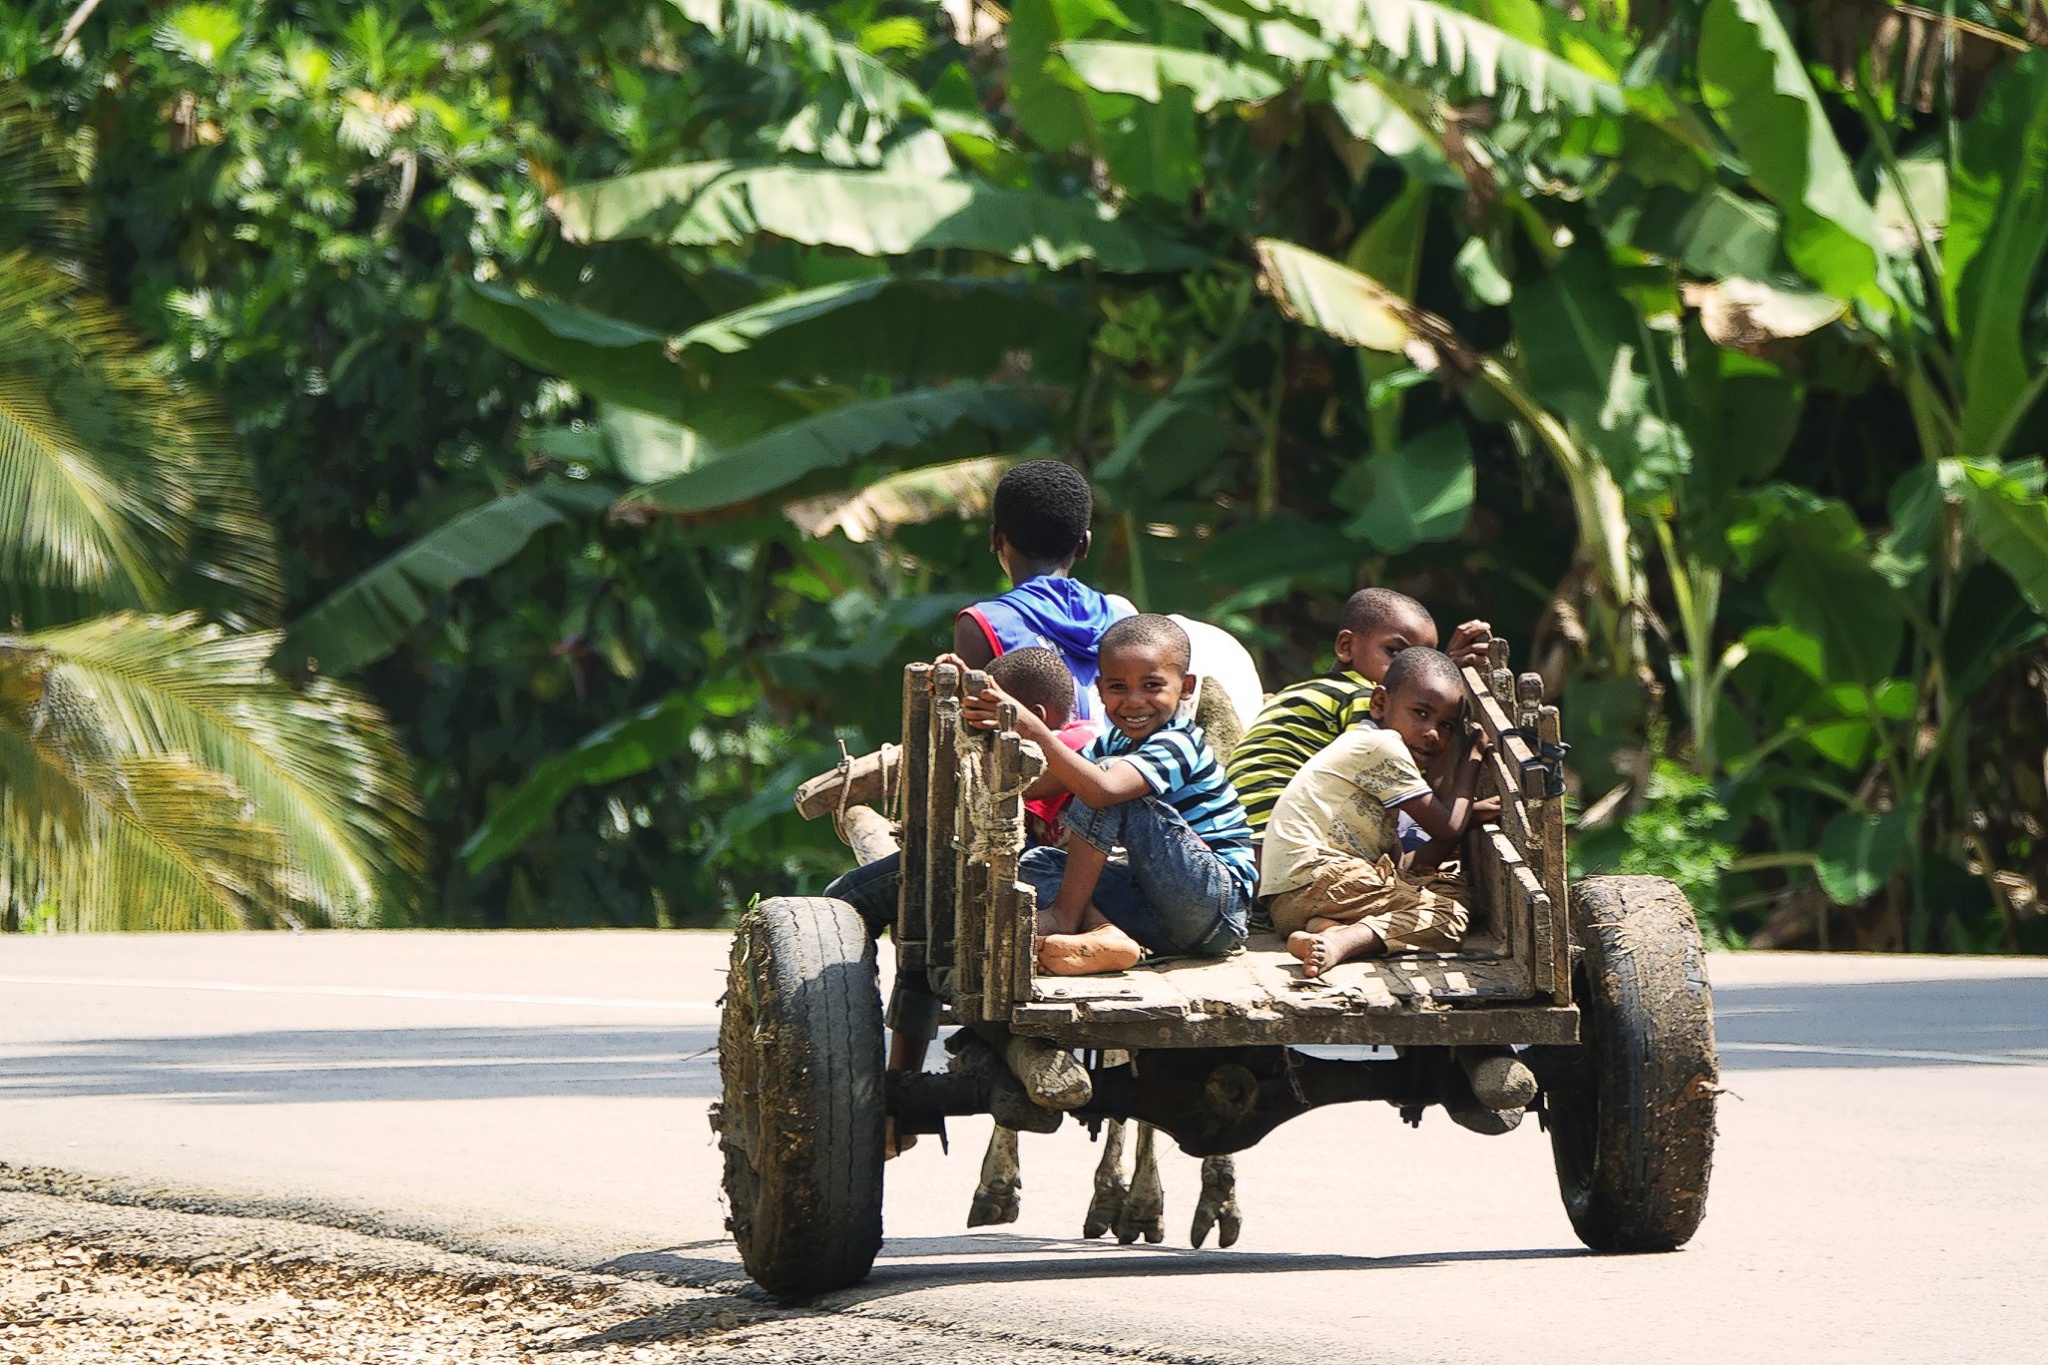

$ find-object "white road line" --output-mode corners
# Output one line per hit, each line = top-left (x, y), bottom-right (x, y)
(1721, 1041), (2048, 1067)
(0, 976), (721, 1014)
(141, 1056), (691, 1072)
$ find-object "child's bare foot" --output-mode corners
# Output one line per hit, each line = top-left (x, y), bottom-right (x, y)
(1288, 923), (1385, 978)
(1039, 923), (1143, 975)
(1039, 901), (1090, 937)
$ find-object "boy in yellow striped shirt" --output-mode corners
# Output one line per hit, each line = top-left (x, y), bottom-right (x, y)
(1224, 588), (1490, 836)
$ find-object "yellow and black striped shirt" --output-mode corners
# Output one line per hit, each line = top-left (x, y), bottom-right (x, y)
(1223, 670), (1376, 833)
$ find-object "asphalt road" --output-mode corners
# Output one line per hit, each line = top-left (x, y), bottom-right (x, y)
(2, 932), (2044, 1364)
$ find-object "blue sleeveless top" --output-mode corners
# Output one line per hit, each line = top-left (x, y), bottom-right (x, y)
(958, 576), (1134, 725)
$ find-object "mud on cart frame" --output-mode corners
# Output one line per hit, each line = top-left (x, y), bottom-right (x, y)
(712, 642), (1720, 1299)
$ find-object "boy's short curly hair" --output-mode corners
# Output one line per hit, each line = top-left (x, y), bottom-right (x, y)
(988, 646), (1076, 725)
(1380, 645), (1462, 698)
(1099, 613), (1191, 674)
(992, 460), (1092, 562)
(1343, 586), (1430, 636)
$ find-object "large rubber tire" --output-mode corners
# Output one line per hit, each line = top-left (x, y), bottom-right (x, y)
(1534, 875), (1718, 1252)
(717, 897), (885, 1298)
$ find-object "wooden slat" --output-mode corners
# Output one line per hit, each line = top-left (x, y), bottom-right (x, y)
(1515, 671), (1544, 731)
(793, 744), (900, 820)
(1479, 813), (1541, 980)
(1535, 703), (1571, 1000)
(1462, 665), (1545, 798)
(897, 664), (932, 960)
(925, 664), (962, 983)
(1010, 1001), (1580, 1049)
(978, 720), (1029, 1021)
(955, 854), (988, 1022)
(837, 804), (898, 868)
(1480, 746), (1535, 851)
(1465, 820), (1527, 990)
(1010, 879), (1038, 1007)
(951, 670), (991, 1017)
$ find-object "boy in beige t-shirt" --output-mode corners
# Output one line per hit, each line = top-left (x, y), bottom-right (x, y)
(1259, 647), (1498, 978)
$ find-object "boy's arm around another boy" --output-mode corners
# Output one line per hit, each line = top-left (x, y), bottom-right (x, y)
(962, 681), (1151, 810)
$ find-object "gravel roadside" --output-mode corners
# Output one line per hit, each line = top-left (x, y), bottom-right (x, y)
(0, 1181), (1175, 1364)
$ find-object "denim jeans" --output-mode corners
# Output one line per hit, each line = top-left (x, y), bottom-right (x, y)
(824, 852), (901, 940)
(821, 853), (937, 1040)
(1019, 795), (1250, 959)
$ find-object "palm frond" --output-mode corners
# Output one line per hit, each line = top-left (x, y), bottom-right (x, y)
(17, 614), (424, 928)
(0, 250), (283, 631)
(0, 643), (288, 931)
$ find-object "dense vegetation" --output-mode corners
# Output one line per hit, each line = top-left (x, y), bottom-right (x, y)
(3, 0), (2045, 950)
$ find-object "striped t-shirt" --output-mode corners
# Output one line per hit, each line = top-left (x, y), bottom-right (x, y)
(1224, 670), (1376, 832)
(1084, 718), (1258, 897)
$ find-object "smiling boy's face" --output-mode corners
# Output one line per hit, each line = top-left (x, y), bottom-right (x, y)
(1369, 673), (1465, 764)
(1335, 603), (1439, 684)
(1095, 640), (1191, 741)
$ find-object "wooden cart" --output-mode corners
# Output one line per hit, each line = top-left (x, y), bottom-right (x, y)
(714, 644), (1719, 1298)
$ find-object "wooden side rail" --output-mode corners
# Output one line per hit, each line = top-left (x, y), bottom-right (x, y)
(903, 663), (1044, 1023)
(1462, 639), (1570, 1000)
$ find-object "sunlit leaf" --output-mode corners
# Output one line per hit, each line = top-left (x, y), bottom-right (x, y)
(1340, 424), (1474, 553)
(784, 455), (1014, 542)
(1943, 54), (2048, 454)
(1284, 0), (1625, 115)
(4, 614), (422, 931)
(1698, 0), (1891, 311)
(1954, 457), (2048, 613)
(1817, 806), (1913, 905)
(0, 249), (281, 631)
(1058, 41), (1286, 112)
(630, 385), (1058, 513)
(554, 162), (1205, 272)
(1512, 246), (1691, 505)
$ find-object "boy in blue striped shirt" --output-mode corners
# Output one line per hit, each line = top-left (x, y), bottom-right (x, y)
(965, 614), (1255, 976)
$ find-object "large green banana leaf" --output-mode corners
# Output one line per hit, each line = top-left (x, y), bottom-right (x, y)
(1058, 41), (1287, 111)
(461, 691), (700, 872)
(286, 480), (618, 677)
(552, 162), (1206, 272)
(1280, 0), (1625, 115)
(630, 384), (1059, 514)
(671, 0), (931, 126)
(1697, 0), (1890, 312)
(1943, 55), (2048, 455)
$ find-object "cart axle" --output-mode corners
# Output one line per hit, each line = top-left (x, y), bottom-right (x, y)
(887, 1046), (1448, 1155)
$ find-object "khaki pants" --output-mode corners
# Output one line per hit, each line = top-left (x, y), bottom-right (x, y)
(1265, 855), (1470, 953)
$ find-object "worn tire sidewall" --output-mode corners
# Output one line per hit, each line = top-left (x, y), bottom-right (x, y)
(1545, 875), (1719, 1252)
(718, 897), (885, 1298)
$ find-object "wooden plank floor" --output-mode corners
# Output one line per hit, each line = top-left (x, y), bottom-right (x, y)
(1017, 932), (1547, 1039)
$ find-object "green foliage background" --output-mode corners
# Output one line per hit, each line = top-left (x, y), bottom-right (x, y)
(5, 0), (2047, 950)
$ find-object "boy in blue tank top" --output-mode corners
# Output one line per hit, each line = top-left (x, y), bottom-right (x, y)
(952, 460), (1133, 729)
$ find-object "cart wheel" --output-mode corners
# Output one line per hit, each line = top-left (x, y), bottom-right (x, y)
(717, 896), (884, 1297)
(1533, 875), (1718, 1252)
